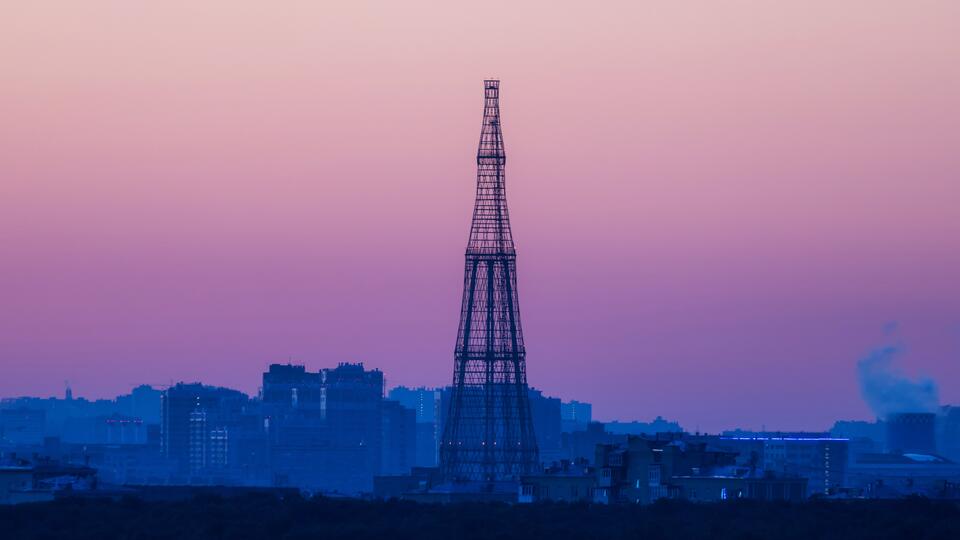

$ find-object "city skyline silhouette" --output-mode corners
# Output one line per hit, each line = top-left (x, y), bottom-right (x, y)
(2, 2), (958, 434)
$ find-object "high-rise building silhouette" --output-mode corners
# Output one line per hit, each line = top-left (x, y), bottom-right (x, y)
(439, 80), (539, 482)
(261, 363), (389, 493)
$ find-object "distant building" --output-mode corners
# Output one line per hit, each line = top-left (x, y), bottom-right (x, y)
(529, 389), (562, 464)
(388, 387), (441, 423)
(388, 387), (442, 467)
(263, 362), (404, 494)
(519, 459), (595, 503)
(65, 442), (171, 485)
(831, 419), (884, 443)
(0, 409), (45, 445)
(848, 452), (960, 498)
(115, 385), (162, 424)
(670, 473), (807, 503)
(0, 466), (42, 505)
(831, 419), (884, 469)
(719, 432), (848, 495)
(560, 401), (592, 433)
(939, 406), (960, 462)
(101, 414), (146, 445)
(604, 417), (683, 436)
(0, 386), (163, 446)
(593, 434), (808, 504)
(321, 362), (384, 490)
(373, 466), (445, 500)
(413, 422), (439, 467)
(0, 458), (98, 505)
(381, 400), (416, 475)
(887, 413), (937, 455)
(561, 422), (627, 464)
(160, 382), (251, 479)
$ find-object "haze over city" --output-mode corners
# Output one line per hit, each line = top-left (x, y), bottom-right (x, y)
(2, 1), (959, 434)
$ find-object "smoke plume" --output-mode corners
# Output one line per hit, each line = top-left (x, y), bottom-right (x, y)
(857, 345), (939, 419)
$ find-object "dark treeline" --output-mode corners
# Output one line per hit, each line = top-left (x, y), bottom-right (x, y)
(2, 496), (959, 540)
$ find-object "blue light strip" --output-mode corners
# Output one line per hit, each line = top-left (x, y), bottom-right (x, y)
(721, 437), (850, 442)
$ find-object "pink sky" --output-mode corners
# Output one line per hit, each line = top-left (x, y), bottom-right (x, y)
(1, 1), (958, 431)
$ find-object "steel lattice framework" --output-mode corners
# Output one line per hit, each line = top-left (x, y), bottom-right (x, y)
(439, 80), (539, 483)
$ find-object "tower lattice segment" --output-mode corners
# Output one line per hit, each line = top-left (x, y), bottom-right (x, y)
(440, 80), (539, 483)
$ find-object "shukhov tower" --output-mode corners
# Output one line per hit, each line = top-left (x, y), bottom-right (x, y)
(439, 80), (539, 483)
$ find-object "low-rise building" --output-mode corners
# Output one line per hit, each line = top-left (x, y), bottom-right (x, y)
(593, 434), (807, 504)
(719, 432), (848, 495)
(0, 466), (49, 505)
(519, 459), (595, 503)
(848, 452), (960, 499)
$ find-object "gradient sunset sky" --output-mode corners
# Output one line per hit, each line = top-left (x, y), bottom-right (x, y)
(1, 1), (958, 432)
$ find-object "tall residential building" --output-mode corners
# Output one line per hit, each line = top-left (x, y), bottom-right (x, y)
(389, 387), (442, 467)
(160, 383), (250, 478)
(262, 362), (411, 493)
(529, 389), (562, 465)
(388, 387), (441, 423)
(560, 400), (592, 433)
(382, 400), (416, 475)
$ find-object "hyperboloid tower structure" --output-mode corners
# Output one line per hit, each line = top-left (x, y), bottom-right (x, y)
(439, 80), (539, 483)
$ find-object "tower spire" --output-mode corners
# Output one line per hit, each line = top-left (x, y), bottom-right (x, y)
(468, 80), (514, 254)
(440, 80), (539, 484)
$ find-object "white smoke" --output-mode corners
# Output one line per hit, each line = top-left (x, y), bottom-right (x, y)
(857, 345), (939, 419)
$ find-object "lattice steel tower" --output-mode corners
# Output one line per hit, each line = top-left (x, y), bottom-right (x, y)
(439, 80), (539, 483)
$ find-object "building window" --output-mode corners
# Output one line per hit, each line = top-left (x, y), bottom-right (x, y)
(648, 465), (661, 486)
